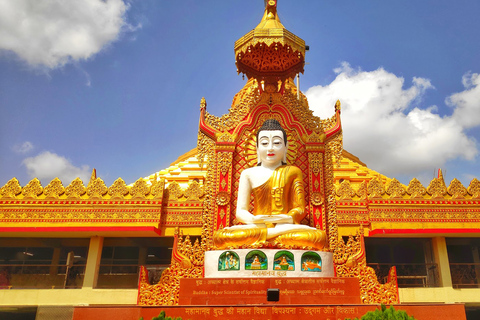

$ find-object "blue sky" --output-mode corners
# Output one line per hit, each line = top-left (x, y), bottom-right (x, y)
(1, 0), (479, 188)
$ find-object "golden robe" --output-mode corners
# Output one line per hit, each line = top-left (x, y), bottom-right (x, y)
(213, 165), (326, 250)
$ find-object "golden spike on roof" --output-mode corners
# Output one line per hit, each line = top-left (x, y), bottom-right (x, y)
(89, 168), (97, 184)
(256, 0), (284, 29)
(437, 168), (444, 181)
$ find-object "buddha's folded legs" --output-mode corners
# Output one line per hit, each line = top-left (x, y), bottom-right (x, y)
(273, 229), (326, 250)
(213, 226), (326, 250)
(213, 226), (268, 249)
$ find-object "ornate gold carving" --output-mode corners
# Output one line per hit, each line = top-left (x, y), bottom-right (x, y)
(43, 178), (65, 198)
(356, 181), (368, 199)
(308, 153), (322, 175)
(217, 152), (233, 176)
(310, 192), (323, 206)
(427, 177), (447, 198)
(334, 229), (399, 304)
(306, 132), (326, 143)
(220, 180), (227, 189)
(138, 230), (204, 306)
(21, 178), (43, 198)
(242, 131), (258, 167)
(447, 178), (467, 198)
(86, 178), (108, 198)
(468, 178), (480, 198)
(216, 191), (230, 206)
(236, 42), (305, 82)
(370, 208), (480, 222)
(336, 180), (356, 200)
(335, 100), (341, 112)
(65, 178), (86, 198)
(406, 178), (426, 198)
(150, 177), (165, 199)
(200, 97), (207, 110)
(108, 178), (129, 198)
(216, 132), (235, 143)
(130, 178), (150, 198)
(0, 178), (22, 198)
(327, 133), (343, 166)
(197, 130), (216, 170)
(167, 181), (183, 201)
(1, 207), (162, 222)
(165, 213), (202, 224)
(219, 209), (226, 219)
(368, 178), (385, 198)
(385, 178), (406, 198)
(184, 181), (204, 201)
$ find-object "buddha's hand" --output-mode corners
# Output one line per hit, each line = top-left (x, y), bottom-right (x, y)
(252, 214), (293, 224)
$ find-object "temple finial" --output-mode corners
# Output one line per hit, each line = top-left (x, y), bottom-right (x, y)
(437, 168), (444, 182)
(200, 97), (207, 110)
(257, 0), (283, 29)
(90, 168), (97, 184)
(335, 100), (341, 112)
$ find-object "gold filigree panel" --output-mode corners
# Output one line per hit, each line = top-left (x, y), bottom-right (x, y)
(385, 179), (406, 198)
(167, 182), (183, 201)
(87, 178), (108, 198)
(43, 178), (65, 198)
(217, 152), (233, 176)
(0, 178), (22, 197)
(108, 178), (129, 198)
(130, 178), (150, 198)
(21, 178), (43, 198)
(65, 178), (86, 198)
(406, 178), (426, 198)
(448, 178), (468, 198)
(184, 181), (204, 201)
(0, 207), (162, 222)
(236, 42), (303, 80)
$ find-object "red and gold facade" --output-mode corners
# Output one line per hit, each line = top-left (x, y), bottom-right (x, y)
(0, 1), (478, 319)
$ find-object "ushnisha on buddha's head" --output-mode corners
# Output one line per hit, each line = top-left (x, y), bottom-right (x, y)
(256, 119), (288, 167)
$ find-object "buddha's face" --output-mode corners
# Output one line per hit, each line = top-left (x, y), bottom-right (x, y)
(257, 130), (287, 166)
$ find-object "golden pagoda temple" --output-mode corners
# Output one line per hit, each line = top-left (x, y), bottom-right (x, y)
(1, 1), (479, 319)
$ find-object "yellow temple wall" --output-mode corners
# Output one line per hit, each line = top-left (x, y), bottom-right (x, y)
(0, 288), (137, 306)
(400, 287), (480, 304)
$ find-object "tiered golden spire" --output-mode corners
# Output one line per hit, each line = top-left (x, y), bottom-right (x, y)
(234, 0), (306, 84)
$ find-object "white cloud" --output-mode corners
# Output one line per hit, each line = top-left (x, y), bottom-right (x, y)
(446, 72), (480, 129)
(23, 151), (90, 184)
(0, 0), (136, 69)
(305, 63), (478, 178)
(13, 141), (33, 154)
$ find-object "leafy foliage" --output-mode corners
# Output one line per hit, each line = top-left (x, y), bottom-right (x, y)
(347, 304), (417, 320)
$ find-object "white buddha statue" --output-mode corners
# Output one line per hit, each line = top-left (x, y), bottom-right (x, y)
(213, 119), (326, 250)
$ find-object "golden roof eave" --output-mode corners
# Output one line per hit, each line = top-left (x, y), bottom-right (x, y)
(234, 28), (306, 55)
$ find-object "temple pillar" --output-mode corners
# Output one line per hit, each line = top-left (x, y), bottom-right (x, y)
(213, 133), (236, 231)
(49, 247), (61, 276)
(306, 135), (327, 240)
(83, 236), (104, 288)
(432, 237), (452, 287)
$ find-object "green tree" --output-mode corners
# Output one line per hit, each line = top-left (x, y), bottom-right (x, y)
(347, 304), (417, 320)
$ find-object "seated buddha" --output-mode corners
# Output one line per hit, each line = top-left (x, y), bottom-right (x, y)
(213, 119), (326, 250)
